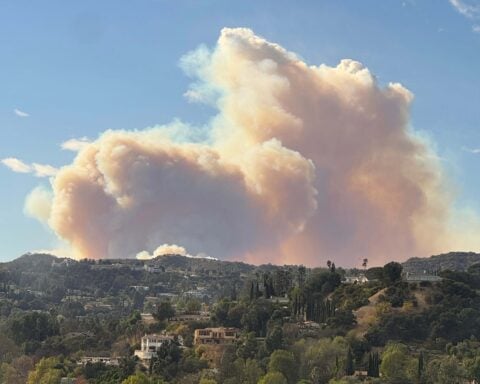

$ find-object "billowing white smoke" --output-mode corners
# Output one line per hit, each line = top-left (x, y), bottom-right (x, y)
(25, 28), (480, 266)
(136, 243), (217, 260)
(136, 244), (188, 260)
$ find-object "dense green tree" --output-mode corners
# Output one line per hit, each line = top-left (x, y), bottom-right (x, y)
(259, 371), (288, 384)
(10, 312), (59, 344)
(273, 269), (293, 297)
(27, 357), (64, 384)
(268, 350), (297, 384)
(345, 348), (355, 376)
(121, 372), (153, 384)
(0, 355), (34, 384)
(425, 356), (467, 384)
(380, 343), (416, 384)
(150, 339), (182, 380)
(367, 352), (380, 378)
(327, 309), (356, 330)
(365, 267), (384, 281)
(266, 326), (284, 353)
(237, 332), (259, 360)
(243, 358), (263, 384)
(382, 263), (403, 285)
(464, 356), (480, 383)
(298, 337), (349, 382)
(154, 300), (175, 322)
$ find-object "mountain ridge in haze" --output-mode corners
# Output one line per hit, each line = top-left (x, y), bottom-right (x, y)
(4, 251), (480, 273)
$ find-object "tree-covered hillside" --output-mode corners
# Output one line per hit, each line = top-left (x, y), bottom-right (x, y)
(402, 251), (480, 273)
(1, 253), (480, 383)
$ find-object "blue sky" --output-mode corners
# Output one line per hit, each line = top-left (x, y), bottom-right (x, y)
(0, 0), (479, 261)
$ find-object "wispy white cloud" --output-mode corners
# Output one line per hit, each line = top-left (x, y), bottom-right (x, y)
(402, 0), (416, 7)
(473, 24), (480, 32)
(1, 157), (32, 173)
(1, 157), (58, 177)
(449, 0), (480, 18)
(14, 108), (29, 117)
(32, 163), (59, 177)
(61, 137), (91, 152)
(462, 146), (480, 154)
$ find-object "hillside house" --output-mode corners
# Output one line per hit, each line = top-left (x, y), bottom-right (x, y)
(144, 264), (164, 273)
(404, 272), (442, 282)
(344, 274), (369, 284)
(170, 311), (211, 323)
(130, 285), (150, 292)
(134, 333), (183, 362)
(140, 313), (155, 324)
(51, 258), (75, 268)
(194, 327), (240, 346)
(78, 356), (120, 366)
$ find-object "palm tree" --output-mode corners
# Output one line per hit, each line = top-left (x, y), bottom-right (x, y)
(362, 258), (368, 270)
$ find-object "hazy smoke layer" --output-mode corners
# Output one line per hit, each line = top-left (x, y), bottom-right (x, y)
(27, 28), (477, 265)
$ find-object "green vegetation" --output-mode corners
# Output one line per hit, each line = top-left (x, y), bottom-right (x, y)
(1, 253), (480, 383)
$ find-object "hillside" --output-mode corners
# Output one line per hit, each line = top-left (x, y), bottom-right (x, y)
(402, 251), (480, 273)
(3, 251), (480, 383)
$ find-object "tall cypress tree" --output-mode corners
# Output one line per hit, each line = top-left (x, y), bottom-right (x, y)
(418, 351), (424, 381)
(345, 348), (355, 376)
(373, 352), (380, 377)
(367, 353), (373, 377)
(367, 352), (380, 377)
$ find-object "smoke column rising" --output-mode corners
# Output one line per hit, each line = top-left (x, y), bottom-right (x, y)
(26, 28), (480, 266)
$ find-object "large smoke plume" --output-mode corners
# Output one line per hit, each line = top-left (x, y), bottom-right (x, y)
(25, 28), (480, 266)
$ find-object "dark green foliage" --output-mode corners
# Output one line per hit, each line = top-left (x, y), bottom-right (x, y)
(154, 300), (175, 321)
(241, 299), (274, 337)
(366, 312), (429, 346)
(6, 254), (480, 383)
(367, 352), (380, 377)
(296, 266), (306, 289)
(380, 282), (413, 308)
(305, 269), (341, 295)
(365, 266), (384, 281)
(263, 273), (276, 299)
(305, 297), (336, 323)
(418, 351), (424, 381)
(272, 269), (293, 297)
(265, 326), (283, 353)
(403, 252), (480, 273)
(9, 312), (59, 344)
(237, 332), (259, 359)
(467, 262), (480, 275)
(326, 309), (356, 329)
(332, 282), (382, 311)
(268, 349), (297, 384)
(440, 270), (480, 290)
(345, 348), (355, 376)
(291, 267), (342, 324)
(382, 262), (403, 285)
(149, 339), (182, 380)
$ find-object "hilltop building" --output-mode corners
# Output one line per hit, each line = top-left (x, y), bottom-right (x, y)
(134, 333), (182, 362)
(78, 356), (120, 366)
(404, 271), (442, 282)
(193, 327), (240, 368)
(344, 274), (369, 284)
(194, 327), (239, 346)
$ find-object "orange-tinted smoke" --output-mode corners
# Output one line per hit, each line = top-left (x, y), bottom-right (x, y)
(27, 28), (480, 266)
